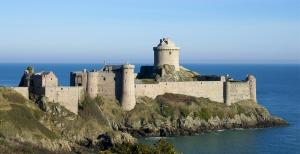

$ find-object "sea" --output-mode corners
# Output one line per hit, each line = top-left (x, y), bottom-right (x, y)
(0, 63), (299, 154)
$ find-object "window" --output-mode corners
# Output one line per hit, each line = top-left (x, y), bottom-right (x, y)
(169, 51), (172, 55)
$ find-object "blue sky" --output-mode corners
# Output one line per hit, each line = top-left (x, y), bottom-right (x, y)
(0, 0), (299, 64)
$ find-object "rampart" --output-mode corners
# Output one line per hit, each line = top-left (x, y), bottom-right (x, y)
(135, 81), (225, 103)
(44, 86), (84, 114)
(225, 81), (251, 105)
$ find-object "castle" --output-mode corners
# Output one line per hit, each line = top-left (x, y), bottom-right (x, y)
(13, 38), (257, 114)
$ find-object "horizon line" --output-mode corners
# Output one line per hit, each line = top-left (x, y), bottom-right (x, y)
(0, 62), (299, 65)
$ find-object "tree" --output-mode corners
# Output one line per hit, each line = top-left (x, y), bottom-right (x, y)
(26, 66), (34, 74)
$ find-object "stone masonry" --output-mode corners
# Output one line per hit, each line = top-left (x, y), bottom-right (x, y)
(13, 37), (256, 114)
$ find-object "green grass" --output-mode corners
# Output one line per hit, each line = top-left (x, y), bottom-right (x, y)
(0, 88), (26, 104)
(109, 139), (176, 154)
(0, 88), (58, 141)
(0, 138), (70, 154)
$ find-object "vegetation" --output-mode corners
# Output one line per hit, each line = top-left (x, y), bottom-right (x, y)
(0, 88), (57, 141)
(0, 88), (285, 153)
(124, 92), (285, 137)
(152, 93), (270, 121)
(139, 79), (158, 84)
(26, 66), (34, 74)
(0, 88), (27, 104)
(0, 138), (70, 154)
(107, 139), (176, 154)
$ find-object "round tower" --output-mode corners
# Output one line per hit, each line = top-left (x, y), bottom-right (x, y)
(87, 71), (99, 98)
(121, 64), (136, 111)
(247, 75), (257, 103)
(153, 38), (180, 71)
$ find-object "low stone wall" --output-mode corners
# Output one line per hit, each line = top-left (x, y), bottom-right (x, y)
(10, 87), (29, 99)
(135, 81), (224, 103)
(45, 86), (84, 114)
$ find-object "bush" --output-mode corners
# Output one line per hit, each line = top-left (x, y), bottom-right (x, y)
(237, 105), (246, 114)
(109, 139), (176, 154)
(160, 103), (175, 118)
(194, 108), (212, 121)
(154, 139), (176, 154)
(180, 107), (190, 118)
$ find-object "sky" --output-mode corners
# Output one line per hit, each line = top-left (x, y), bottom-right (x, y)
(0, 0), (299, 64)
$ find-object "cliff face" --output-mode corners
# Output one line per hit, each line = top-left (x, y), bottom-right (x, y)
(0, 88), (287, 153)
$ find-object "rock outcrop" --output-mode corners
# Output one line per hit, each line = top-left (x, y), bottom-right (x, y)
(121, 94), (287, 137)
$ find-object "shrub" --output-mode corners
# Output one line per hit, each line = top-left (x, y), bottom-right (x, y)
(26, 66), (33, 73)
(237, 105), (246, 114)
(109, 139), (176, 154)
(160, 103), (175, 118)
(194, 108), (212, 121)
(180, 107), (190, 118)
(154, 139), (176, 154)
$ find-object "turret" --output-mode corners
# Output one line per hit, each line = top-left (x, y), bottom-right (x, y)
(87, 71), (99, 98)
(247, 75), (257, 103)
(153, 38), (180, 71)
(121, 64), (136, 111)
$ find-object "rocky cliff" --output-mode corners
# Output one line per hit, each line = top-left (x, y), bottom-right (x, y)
(123, 94), (286, 136)
(0, 88), (287, 153)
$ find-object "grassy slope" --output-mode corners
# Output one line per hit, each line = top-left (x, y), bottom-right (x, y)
(0, 88), (57, 141)
(0, 88), (135, 152)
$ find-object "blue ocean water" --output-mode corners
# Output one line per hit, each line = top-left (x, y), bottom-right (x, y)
(0, 64), (299, 154)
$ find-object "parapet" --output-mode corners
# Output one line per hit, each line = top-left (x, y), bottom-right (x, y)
(122, 64), (135, 69)
(153, 38), (180, 50)
(153, 38), (180, 51)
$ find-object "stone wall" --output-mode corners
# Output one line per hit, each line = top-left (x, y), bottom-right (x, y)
(70, 71), (88, 90)
(97, 72), (119, 98)
(11, 87), (29, 99)
(135, 81), (225, 103)
(45, 86), (84, 114)
(225, 81), (251, 105)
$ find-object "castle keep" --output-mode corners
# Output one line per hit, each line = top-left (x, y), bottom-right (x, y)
(16, 38), (257, 114)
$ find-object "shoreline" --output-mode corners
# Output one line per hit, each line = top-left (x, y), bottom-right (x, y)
(123, 116), (288, 138)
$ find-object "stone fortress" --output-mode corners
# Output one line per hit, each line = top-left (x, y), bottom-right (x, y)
(14, 38), (257, 114)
